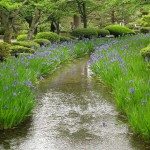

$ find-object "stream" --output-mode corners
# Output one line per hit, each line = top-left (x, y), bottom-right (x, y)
(0, 58), (149, 150)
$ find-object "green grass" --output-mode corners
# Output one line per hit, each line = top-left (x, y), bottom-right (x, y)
(91, 34), (150, 139)
(0, 40), (99, 129)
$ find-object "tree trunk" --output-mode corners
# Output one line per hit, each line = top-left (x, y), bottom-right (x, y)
(111, 10), (115, 24)
(1, 13), (13, 44)
(28, 8), (41, 40)
(76, 0), (88, 28)
(56, 21), (60, 34)
(3, 24), (13, 44)
(73, 14), (80, 29)
(82, 2), (87, 28)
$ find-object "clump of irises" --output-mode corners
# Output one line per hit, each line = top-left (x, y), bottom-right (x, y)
(91, 34), (150, 139)
(0, 40), (97, 129)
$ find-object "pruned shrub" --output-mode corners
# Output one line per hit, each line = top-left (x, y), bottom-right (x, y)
(59, 36), (71, 42)
(13, 41), (40, 49)
(140, 27), (150, 34)
(71, 28), (98, 39)
(0, 42), (10, 61)
(105, 25), (135, 37)
(96, 29), (110, 37)
(10, 45), (35, 55)
(141, 45), (150, 60)
(17, 34), (28, 41)
(35, 32), (60, 42)
(34, 39), (51, 46)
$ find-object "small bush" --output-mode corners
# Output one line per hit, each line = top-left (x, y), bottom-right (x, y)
(59, 36), (71, 42)
(19, 30), (28, 34)
(13, 41), (40, 49)
(10, 45), (35, 55)
(140, 27), (150, 34)
(17, 34), (28, 41)
(34, 39), (51, 46)
(71, 28), (98, 39)
(105, 25), (135, 37)
(139, 14), (150, 27)
(0, 42), (10, 61)
(96, 29), (110, 37)
(141, 45), (150, 60)
(35, 32), (60, 42)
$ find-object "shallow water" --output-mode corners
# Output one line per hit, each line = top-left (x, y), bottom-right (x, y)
(0, 58), (149, 150)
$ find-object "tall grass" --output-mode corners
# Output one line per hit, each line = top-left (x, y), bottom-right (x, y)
(91, 34), (150, 139)
(0, 40), (100, 129)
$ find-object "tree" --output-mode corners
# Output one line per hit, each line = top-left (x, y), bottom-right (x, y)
(64, 0), (102, 28)
(0, 0), (27, 43)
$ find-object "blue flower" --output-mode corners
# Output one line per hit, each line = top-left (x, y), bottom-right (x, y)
(129, 88), (135, 94)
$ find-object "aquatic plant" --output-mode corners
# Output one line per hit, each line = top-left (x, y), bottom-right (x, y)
(0, 39), (100, 129)
(91, 34), (150, 139)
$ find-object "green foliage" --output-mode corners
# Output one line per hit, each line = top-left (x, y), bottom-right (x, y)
(140, 27), (150, 33)
(10, 45), (35, 55)
(141, 45), (150, 59)
(96, 29), (110, 37)
(35, 32), (60, 42)
(91, 34), (150, 139)
(19, 30), (28, 34)
(105, 25), (135, 37)
(0, 39), (98, 129)
(71, 28), (98, 39)
(34, 39), (51, 46)
(59, 36), (71, 42)
(0, 27), (5, 35)
(73, 40), (94, 58)
(139, 14), (150, 27)
(38, 23), (51, 32)
(13, 41), (40, 49)
(17, 34), (28, 41)
(0, 42), (10, 60)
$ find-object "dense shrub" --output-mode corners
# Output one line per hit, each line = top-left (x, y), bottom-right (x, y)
(19, 30), (28, 34)
(10, 45), (35, 55)
(35, 32), (60, 42)
(96, 29), (110, 37)
(105, 25), (135, 37)
(34, 39), (51, 46)
(0, 42), (10, 61)
(59, 36), (71, 42)
(17, 34), (28, 41)
(140, 27), (150, 34)
(13, 41), (40, 49)
(141, 45), (150, 59)
(38, 23), (50, 32)
(138, 14), (150, 27)
(71, 28), (98, 39)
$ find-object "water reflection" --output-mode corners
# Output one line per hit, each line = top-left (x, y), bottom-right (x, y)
(0, 58), (149, 150)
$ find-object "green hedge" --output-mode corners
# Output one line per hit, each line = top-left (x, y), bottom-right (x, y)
(35, 32), (60, 42)
(141, 45), (150, 59)
(71, 28), (98, 39)
(13, 41), (40, 49)
(59, 36), (71, 42)
(96, 29), (110, 37)
(0, 42), (10, 61)
(17, 34), (28, 41)
(140, 27), (150, 34)
(10, 45), (35, 55)
(105, 25), (135, 37)
(34, 39), (51, 46)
